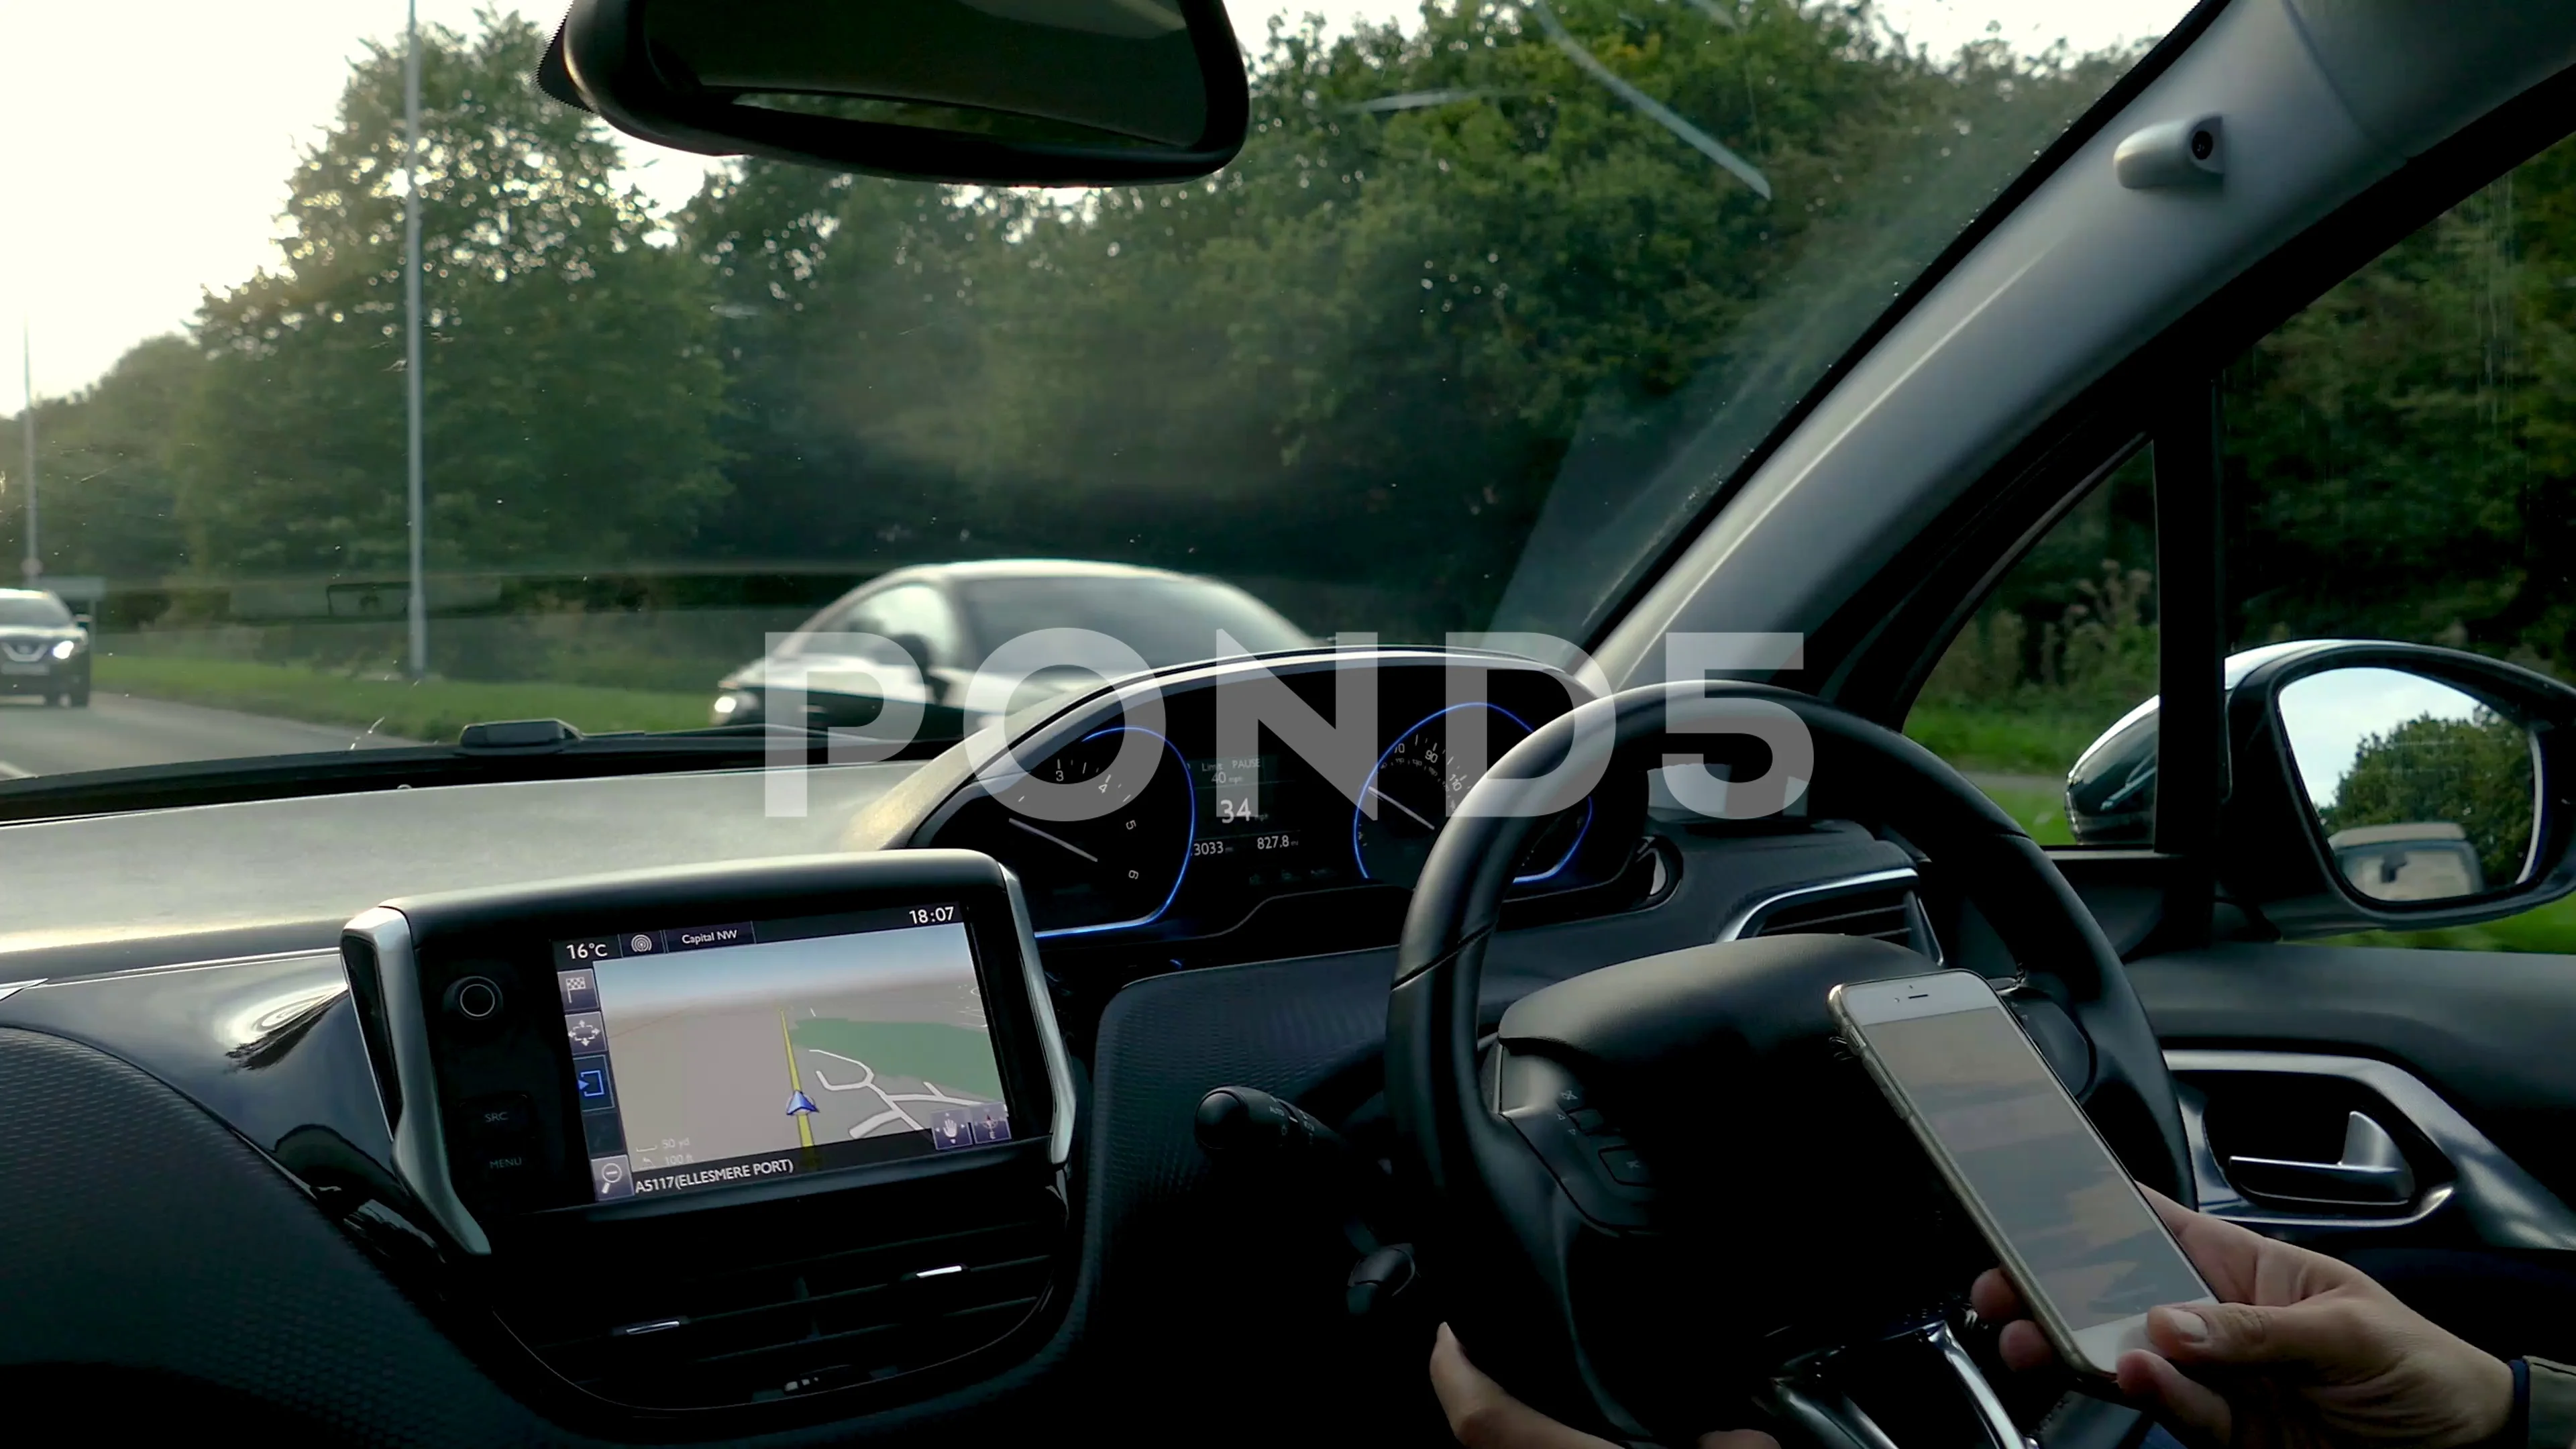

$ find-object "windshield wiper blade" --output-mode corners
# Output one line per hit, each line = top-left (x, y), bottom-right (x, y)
(0, 722), (953, 825)
(1524, 0), (1771, 199)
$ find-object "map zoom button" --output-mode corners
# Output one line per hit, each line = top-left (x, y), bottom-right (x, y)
(592, 1155), (635, 1201)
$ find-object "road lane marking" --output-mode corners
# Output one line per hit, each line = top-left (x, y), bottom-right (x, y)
(779, 1008), (816, 1150)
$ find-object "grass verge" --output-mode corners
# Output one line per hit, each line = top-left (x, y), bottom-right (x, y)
(1974, 782), (2076, 847)
(95, 654), (712, 743)
(1904, 700), (2123, 776)
(2302, 890), (2576, 955)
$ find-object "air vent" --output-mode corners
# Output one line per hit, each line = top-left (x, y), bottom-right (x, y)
(497, 1193), (1064, 1409)
(1748, 887), (1923, 951)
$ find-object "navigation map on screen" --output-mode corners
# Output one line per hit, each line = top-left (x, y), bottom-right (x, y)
(553, 907), (1012, 1200)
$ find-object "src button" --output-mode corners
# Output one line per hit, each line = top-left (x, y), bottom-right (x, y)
(445, 976), (504, 1022)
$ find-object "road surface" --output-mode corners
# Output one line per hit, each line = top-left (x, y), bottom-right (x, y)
(0, 694), (414, 779)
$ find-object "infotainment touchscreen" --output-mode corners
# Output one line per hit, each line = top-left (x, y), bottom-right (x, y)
(551, 904), (1013, 1201)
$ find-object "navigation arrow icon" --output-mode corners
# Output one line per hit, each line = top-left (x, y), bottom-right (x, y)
(786, 1090), (819, 1116)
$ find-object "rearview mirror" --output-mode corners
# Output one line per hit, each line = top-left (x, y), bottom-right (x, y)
(541, 0), (1250, 184)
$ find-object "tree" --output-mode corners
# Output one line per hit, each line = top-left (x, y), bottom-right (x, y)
(676, 0), (2143, 636)
(170, 9), (726, 584)
(0, 337), (199, 586)
(2317, 711), (2536, 888)
(2224, 135), (2576, 672)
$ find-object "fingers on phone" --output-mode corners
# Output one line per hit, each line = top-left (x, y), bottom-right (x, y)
(2115, 1351), (2234, 1444)
(1969, 1267), (2023, 1322)
(1996, 1319), (2057, 1372)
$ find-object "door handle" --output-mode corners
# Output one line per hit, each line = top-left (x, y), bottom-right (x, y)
(2225, 1111), (2416, 1206)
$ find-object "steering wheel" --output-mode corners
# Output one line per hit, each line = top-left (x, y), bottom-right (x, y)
(1385, 682), (2191, 1446)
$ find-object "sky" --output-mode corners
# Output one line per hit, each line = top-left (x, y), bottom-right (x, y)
(2277, 667), (2499, 806)
(0, 0), (2190, 413)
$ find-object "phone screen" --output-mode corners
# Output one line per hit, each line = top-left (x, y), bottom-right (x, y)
(1867, 1000), (2205, 1331)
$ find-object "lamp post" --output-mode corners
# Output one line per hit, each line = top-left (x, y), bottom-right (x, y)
(17, 325), (34, 586)
(402, 0), (428, 678)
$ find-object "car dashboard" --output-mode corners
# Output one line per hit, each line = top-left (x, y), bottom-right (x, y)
(0, 647), (1930, 1447)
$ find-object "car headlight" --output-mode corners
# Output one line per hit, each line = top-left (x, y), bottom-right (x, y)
(49, 639), (76, 659)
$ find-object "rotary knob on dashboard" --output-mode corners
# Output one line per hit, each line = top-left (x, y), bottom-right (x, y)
(443, 975), (504, 1024)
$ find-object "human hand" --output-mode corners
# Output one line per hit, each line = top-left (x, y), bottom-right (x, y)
(1970, 1187), (2514, 1449)
(1428, 1324), (1778, 1449)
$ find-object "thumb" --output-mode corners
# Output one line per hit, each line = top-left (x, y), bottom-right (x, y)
(2147, 1299), (2357, 1369)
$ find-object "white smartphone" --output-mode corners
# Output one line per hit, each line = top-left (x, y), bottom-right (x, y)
(1828, 970), (2216, 1377)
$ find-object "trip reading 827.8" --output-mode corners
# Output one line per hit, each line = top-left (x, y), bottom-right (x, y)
(1193, 831), (1301, 858)
(908, 905), (960, 925)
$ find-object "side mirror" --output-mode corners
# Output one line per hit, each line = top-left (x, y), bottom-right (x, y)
(2070, 641), (2576, 936)
(72, 612), (93, 634)
(539, 0), (1250, 185)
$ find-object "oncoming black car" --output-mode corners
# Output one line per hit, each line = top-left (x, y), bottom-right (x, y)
(0, 588), (89, 708)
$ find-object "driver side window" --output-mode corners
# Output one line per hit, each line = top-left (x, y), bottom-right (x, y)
(1904, 451), (2157, 843)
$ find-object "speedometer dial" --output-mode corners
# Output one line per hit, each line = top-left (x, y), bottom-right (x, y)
(1352, 704), (1593, 889)
(975, 727), (1195, 934)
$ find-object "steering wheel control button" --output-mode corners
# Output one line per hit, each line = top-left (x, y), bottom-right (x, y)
(446, 975), (504, 1022)
(1568, 1108), (1607, 1134)
(1597, 1148), (1654, 1186)
(591, 1154), (635, 1201)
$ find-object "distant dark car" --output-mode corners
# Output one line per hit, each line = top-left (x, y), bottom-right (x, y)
(0, 588), (91, 708)
(713, 561), (1313, 738)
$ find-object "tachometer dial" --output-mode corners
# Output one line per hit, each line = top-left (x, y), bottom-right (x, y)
(977, 727), (1195, 934)
(1352, 704), (1593, 889)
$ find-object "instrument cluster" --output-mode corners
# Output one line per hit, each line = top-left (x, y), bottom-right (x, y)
(918, 652), (1642, 945)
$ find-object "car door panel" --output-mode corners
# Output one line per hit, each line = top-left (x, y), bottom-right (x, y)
(2126, 943), (2576, 1203)
(2121, 943), (2576, 1356)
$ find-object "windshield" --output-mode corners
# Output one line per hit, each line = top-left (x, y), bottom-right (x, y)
(0, 1), (2192, 780)
(0, 595), (72, 628)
